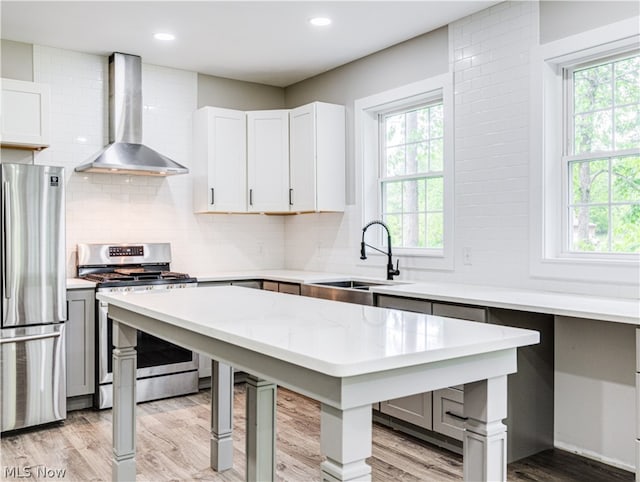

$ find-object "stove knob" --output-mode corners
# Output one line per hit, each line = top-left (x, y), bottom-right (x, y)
(125, 287), (132, 292)
(167, 284), (174, 289)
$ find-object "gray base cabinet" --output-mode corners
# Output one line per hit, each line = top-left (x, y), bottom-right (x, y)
(374, 294), (554, 463)
(432, 387), (465, 440)
(379, 393), (432, 429)
(66, 289), (95, 403)
(376, 297), (486, 436)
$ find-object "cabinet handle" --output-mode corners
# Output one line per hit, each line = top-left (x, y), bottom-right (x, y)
(210, 188), (215, 205)
(289, 188), (293, 206)
(249, 189), (253, 206)
(445, 411), (468, 422)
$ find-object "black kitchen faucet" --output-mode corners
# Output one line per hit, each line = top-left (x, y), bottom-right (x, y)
(360, 220), (400, 280)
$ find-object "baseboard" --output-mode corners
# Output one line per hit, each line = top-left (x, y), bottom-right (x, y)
(554, 441), (635, 473)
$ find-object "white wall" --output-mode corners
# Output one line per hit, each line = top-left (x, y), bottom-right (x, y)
(283, 1), (638, 299)
(555, 317), (636, 469)
(31, 45), (284, 277)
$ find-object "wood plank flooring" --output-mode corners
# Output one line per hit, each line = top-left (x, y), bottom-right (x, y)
(1, 385), (634, 481)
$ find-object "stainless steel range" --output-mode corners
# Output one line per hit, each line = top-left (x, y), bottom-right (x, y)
(77, 243), (199, 409)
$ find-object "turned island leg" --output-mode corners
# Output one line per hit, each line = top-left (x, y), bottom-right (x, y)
(463, 375), (508, 482)
(112, 321), (137, 482)
(211, 361), (234, 471)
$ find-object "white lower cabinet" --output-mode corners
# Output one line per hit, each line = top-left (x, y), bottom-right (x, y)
(66, 289), (95, 402)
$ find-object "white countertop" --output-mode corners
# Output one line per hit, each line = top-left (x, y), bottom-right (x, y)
(193, 269), (358, 284)
(370, 281), (639, 325)
(98, 286), (539, 378)
(71, 269), (639, 325)
(66, 277), (96, 289)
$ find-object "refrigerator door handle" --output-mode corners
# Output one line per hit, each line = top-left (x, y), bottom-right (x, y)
(2, 181), (11, 300)
(0, 331), (61, 344)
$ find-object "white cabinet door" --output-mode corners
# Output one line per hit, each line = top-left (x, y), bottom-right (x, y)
(193, 107), (247, 213)
(1, 78), (50, 149)
(289, 102), (345, 212)
(66, 289), (95, 398)
(247, 110), (289, 213)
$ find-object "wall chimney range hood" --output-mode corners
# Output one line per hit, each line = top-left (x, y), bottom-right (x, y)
(75, 53), (188, 176)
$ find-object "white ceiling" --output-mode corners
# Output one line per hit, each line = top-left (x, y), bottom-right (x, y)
(1, 1), (498, 87)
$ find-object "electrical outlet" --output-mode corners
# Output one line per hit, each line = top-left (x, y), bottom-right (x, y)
(463, 247), (472, 265)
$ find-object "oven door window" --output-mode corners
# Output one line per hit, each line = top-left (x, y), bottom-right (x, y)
(107, 318), (193, 372)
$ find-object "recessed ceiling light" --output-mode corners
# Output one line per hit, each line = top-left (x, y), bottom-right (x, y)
(309, 17), (331, 27)
(154, 32), (175, 41)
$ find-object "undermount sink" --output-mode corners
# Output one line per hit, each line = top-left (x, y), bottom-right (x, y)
(311, 280), (389, 291)
(301, 279), (403, 305)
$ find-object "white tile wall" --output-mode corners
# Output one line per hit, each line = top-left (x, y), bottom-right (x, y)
(285, 1), (632, 297)
(286, 1), (539, 286)
(449, 0), (535, 285)
(33, 46), (284, 276)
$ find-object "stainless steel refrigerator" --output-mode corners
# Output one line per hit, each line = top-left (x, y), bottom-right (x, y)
(1, 163), (67, 432)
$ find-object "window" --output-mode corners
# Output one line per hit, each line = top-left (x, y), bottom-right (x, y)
(564, 52), (640, 254)
(531, 17), (639, 286)
(355, 73), (453, 270)
(380, 102), (444, 249)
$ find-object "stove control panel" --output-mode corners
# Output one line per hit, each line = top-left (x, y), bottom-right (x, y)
(109, 245), (144, 257)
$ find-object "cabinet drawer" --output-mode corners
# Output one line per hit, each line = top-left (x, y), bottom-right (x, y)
(263, 281), (279, 292)
(278, 282), (300, 295)
(432, 303), (486, 323)
(376, 295), (431, 314)
(433, 387), (465, 441)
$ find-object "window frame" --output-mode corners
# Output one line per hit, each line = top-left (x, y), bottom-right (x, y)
(355, 73), (454, 271)
(530, 16), (639, 285)
(561, 51), (640, 258)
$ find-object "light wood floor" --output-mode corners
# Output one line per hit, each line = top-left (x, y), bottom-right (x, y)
(1, 385), (634, 481)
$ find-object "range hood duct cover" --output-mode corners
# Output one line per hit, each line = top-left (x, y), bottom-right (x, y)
(75, 52), (188, 176)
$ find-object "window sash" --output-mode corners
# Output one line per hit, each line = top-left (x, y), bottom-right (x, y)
(377, 100), (445, 251)
(561, 50), (639, 255)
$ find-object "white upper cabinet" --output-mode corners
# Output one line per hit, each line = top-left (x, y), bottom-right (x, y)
(1, 78), (50, 149)
(247, 110), (290, 213)
(193, 106), (247, 213)
(193, 102), (345, 215)
(289, 102), (345, 212)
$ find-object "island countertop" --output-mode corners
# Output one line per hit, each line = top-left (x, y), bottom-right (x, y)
(97, 285), (539, 378)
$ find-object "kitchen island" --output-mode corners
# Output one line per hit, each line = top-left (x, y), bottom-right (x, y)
(98, 285), (539, 482)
